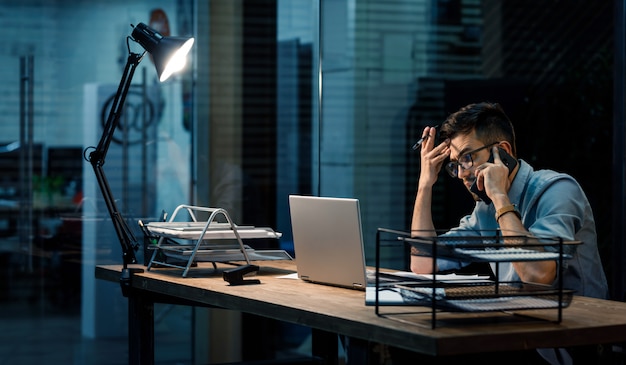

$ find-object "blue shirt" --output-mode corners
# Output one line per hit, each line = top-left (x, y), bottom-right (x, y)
(437, 159), (609, 299)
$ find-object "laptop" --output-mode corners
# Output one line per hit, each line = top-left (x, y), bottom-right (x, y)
(288, 195), (467, 300)
(288, 195), (371, 290)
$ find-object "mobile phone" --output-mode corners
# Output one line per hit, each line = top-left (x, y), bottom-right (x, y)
(469, 147), (518, 205)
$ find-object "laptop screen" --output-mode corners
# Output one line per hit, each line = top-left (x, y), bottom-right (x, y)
(288, 195), (368, 290)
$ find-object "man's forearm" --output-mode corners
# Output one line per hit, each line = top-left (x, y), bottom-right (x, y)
(410, 184), (438, 273)
(411, 185), (436, 236)
(493, 196), (557, 284)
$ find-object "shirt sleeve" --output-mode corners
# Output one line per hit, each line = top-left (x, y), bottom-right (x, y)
(525, 177), (588, 253)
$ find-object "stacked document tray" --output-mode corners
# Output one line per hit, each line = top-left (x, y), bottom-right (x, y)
(145, 205), (292, 277)
(373, 229), (578, 328)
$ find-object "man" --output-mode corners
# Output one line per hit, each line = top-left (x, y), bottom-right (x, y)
(409, 102), (609, 364)
(411, 102), (608, 299)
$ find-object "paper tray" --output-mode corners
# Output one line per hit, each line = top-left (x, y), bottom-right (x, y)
(147, 221), (255, 231)
(400, 235), (577, 262)
(156, 244), (293, 262)
(146, 223), (282, 240)
(394, 281), (574, 312)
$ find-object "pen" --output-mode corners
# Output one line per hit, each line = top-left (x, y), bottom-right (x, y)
(411, 136), (428, 150)
(412, 125), (439, 150)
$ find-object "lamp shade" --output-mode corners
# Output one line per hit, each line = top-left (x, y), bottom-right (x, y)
(131, 22), (194, 82)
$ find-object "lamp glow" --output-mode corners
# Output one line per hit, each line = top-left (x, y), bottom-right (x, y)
(131, 22), (194, 81)
(158, 38), (194, 81)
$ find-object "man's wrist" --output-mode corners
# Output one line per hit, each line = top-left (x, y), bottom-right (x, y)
(495, 204), (521, 222)
(417, 181), (434, 191)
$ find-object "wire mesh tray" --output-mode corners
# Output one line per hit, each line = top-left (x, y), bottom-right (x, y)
(394, 281), (574, 312)
(401, 235), (579, 262)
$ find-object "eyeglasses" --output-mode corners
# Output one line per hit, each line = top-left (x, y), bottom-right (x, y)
(445, 142), (498, 178)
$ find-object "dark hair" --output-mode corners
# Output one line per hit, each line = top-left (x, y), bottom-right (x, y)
(440, 102), (517, 156)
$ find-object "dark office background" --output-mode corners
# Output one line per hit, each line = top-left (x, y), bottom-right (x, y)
(0, 0), (624, 364)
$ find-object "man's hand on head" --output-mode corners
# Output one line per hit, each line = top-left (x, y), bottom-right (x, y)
(418, 126), (450, 188)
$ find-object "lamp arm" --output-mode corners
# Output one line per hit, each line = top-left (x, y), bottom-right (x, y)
(87, 51), (144, 274)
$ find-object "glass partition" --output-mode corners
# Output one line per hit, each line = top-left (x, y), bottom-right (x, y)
(0, 2), (194, 364)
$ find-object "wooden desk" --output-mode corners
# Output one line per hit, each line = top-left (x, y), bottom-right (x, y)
(96, 261), (626, 364)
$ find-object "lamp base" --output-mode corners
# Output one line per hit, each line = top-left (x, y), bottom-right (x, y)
(120, 267), (145, 297)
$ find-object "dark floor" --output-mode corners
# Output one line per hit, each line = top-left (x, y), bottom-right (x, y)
(0, 298), (193, 365)
(0, 241), (195, 365)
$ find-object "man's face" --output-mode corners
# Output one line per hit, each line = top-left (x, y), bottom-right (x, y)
(447, 130), (495, 196)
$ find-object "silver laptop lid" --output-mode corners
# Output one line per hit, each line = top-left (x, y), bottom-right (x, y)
(288, 195), (367, 290)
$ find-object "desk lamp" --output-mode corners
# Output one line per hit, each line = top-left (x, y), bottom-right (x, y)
(85, 23), (194, 296)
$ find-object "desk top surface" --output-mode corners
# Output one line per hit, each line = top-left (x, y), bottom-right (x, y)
(96, 261), (626, 356)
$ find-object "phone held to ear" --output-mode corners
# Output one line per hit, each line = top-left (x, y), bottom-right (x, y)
(469, 147), (518, 205)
